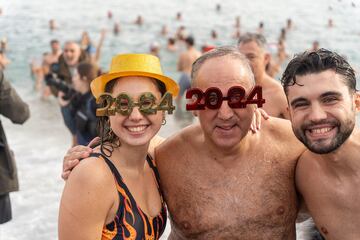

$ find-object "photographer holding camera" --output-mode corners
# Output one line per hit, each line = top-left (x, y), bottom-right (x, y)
(47, 41), (90, 146)
(58, 62), (98, 145)
(0, 70), (30, 224)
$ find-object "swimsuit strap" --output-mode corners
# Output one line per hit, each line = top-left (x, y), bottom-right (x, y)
(145, 154), (161, 186)
(88, 152), (124, 185)
(88, 152), (164, 203)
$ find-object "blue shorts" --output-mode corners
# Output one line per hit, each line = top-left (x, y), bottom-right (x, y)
(179, 73), (191, 97)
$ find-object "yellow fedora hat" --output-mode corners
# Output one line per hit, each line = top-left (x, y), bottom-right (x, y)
(91, 53), (179, 99)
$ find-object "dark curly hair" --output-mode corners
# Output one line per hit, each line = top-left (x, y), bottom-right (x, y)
(281, 48), (356, 95)
(98, 77), (166, 157)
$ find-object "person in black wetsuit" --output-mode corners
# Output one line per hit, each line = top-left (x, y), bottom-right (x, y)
(58, 62), (98, 145)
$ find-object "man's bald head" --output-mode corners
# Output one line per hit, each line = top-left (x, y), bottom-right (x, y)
(191, 46), (255, 88)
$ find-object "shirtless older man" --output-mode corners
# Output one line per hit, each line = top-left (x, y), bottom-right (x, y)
(156, 46), (305, 239)
(62, 47), (305, 239)
(238, 33), (289, 119)
(282, 49), (360, 240)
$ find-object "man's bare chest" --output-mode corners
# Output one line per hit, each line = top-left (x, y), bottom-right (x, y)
(162, 158), (298, 239)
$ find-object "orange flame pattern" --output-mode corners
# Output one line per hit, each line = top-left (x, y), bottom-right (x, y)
(94, 154), (167, 240)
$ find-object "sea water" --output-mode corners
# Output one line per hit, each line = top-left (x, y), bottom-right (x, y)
(0, 0), (359, 239)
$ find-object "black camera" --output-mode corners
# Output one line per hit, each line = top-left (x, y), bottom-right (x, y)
(44, 63), (76, 100)
(45, 73), (76, 100)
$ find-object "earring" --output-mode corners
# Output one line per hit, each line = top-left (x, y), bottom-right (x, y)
(162, 118), (167, 125)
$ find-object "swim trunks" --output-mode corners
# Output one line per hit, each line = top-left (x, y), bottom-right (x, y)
(179, 73), (191, 97)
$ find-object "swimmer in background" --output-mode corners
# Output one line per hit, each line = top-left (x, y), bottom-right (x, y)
(49, 19), (56, 31)
(279, 27), (286, 41)
(176, 36), (201, 111)
(0, 38), (7, 53)
(216, 3), (221, 12)
(286, 18), (293, 30)
(160, 25), (168, 36)
(276, 38), (289, 65)
(257, 21), (264, 34)
(238, 33), (289, 119)
(135, 15), (144, 26)
(39, 39), (62, 98)
(211, 29), (218, 40)
(311, 40), (320, 52)
(235, 16), (241, 28)
(232, 27), (241, 39)
(176, 25), (187, 41)
(166, 37), (177, 52)
(149, 42), (160, 58)
(176, 12), (182, 21)
(80, 29), (106, 64)
(107, 10), (112, 19)
(113, 22), (120, 35)
(0, 50), (10, 70)
(327, 18), (334, 28)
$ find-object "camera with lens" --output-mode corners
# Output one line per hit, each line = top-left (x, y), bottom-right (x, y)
(44, 63), (76, 100)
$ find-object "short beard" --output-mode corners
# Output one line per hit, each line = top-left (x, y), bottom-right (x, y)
(294, 118), (355, 154)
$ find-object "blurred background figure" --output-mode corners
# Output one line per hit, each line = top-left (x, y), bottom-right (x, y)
(311, 40), (320, 52)
(176, 36), (201, 113)
(286, 18), (293, 30)
(0, 50), (10, 70)
(80, 30), (106, 64)
(160, 24), (168, 36)
(232, 27), (241, 39)
(33, 39), (62, 98)
(135, 15), (144, 26)
(276, 38), (289, 64)
(149, 41), (160, 57)
(58, 62), (98, 145)
(49, 41), (90, 146)
(279, 27), (286, 41)
(176, 12), (182, 21)
(113, 22), (120, 35)
(49, 19), (56, 31)
(167, 37), (177, 52)
(211, 29), (218, 40)
(176, 25), (187, 41)
(201, 43), (215, 53)
(0, 37), (7, 53)
(107, 10), (112, 19)
(257, 21), (264, 34)
(0, 70), (30, 224)
(328, 18), (334, 27)
(235, 16), (241, 28)
(216, 3), (221, 12)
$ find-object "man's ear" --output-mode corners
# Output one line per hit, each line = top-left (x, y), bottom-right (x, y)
(286, 105), (294, 121)
(354, 91), (360, 112)
(264, 53), (271, 66)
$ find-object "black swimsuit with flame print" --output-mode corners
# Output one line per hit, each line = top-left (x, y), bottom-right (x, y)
(90, 153), (167, 240)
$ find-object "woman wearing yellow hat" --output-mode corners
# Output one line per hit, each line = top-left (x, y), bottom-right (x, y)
(58, 53), (179, 240)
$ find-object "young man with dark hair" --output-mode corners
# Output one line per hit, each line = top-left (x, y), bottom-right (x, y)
(282, 49), (360, 240)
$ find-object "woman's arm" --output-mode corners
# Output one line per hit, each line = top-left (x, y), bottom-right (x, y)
(58, 157), (115, 240)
